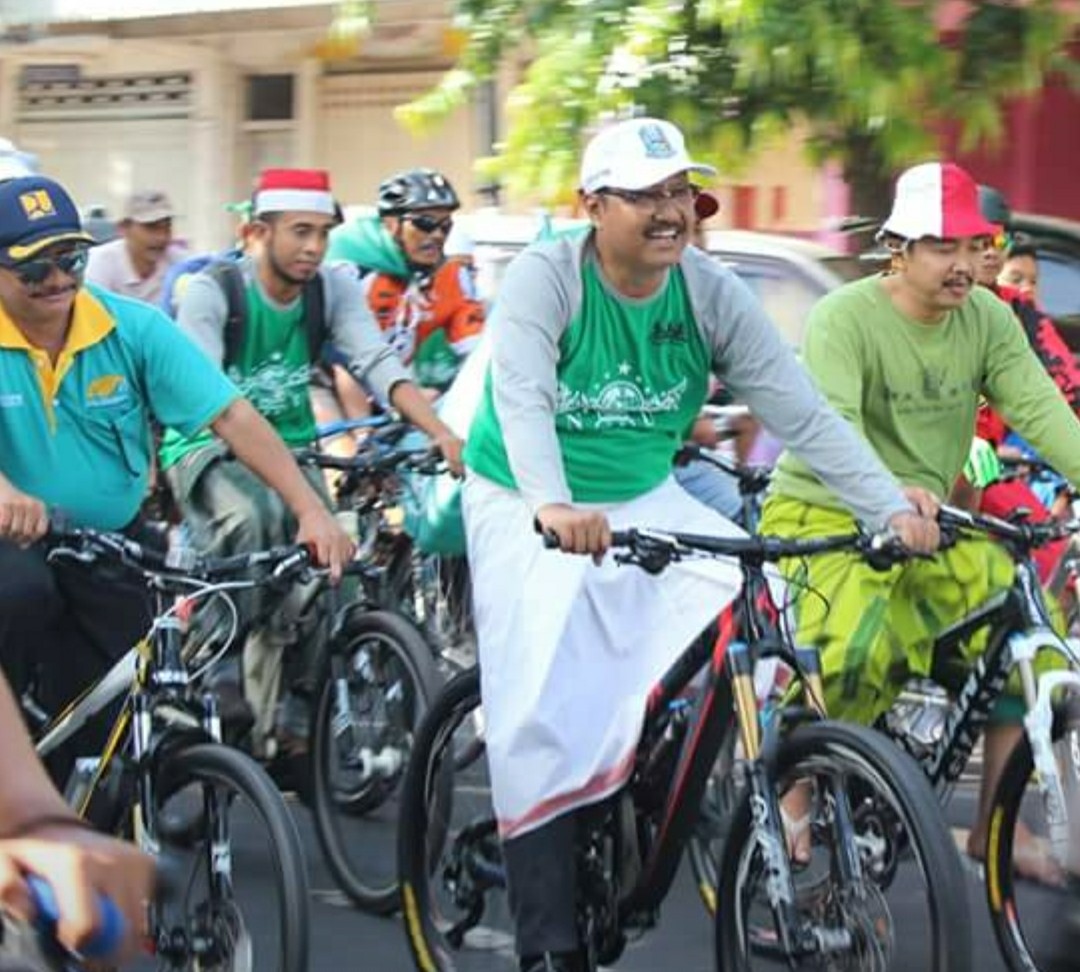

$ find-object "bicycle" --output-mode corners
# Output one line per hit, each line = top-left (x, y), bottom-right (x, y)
(305, 418), (474, 670)
(397, 525), (970, 971)
(290, 429), (449, 915)
(30, 526), (320, 972)
(691, 504), (1080, 972)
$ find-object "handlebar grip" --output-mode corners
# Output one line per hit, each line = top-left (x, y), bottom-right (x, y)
(25, 873), (125, 960)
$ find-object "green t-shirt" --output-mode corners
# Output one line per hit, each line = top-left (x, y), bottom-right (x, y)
(771, 274), (1080, 507)
(160, 279), (315, 467)
(465, 260), (710, 502)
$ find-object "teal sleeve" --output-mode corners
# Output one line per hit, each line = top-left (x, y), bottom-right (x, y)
(133, 305), (241, 436)
(982, 299), (1080, 488)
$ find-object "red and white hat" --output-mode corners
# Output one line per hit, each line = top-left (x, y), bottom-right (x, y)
(253, 168), (336, 217)
(880, 162), (997, 241)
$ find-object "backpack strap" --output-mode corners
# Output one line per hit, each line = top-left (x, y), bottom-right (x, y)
(302, 271), (329, 367)
(206, 260), (247, 369)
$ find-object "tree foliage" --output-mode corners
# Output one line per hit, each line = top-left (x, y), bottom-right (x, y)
(385, 0), (1079, 216)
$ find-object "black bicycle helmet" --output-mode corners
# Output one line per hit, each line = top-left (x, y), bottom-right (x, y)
(377, 168), (460, 216)
(978, 184), (1012, 228)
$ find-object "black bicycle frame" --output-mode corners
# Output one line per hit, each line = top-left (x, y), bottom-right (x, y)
(888, 554), (1058, 791)
(616, 549), (806, 919)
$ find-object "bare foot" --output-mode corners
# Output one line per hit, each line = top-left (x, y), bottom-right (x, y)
(968, 820), (1066, 886)
(779, 782), (814, 866)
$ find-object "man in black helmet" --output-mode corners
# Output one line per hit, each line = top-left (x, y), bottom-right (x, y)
(324, 168), (485, 405)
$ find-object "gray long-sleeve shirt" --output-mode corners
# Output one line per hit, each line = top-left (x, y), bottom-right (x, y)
(468, 232), (912, 530)
(174, 256), (410, 403)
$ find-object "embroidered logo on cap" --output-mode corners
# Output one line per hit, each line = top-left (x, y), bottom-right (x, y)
(19, 190), (56, 221)
(638, 124), (676, 159)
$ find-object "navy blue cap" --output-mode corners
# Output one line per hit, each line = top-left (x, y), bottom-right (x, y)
(0, 176), (95, 264)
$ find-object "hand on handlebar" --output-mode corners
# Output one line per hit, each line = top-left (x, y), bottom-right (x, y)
(295, 505), (355, 584)
(535, 503), (612, 564)
(886, 507), (941, 556)
(0, 823), (155, 963)
(431, 431), (465, 478)
(0, 483), (48, 547)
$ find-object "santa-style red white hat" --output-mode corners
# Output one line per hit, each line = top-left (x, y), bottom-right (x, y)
(880, 162), (997, 241)
(253, 168), (335, 217)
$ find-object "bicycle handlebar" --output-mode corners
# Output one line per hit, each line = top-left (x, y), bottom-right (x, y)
(938, 503), (1080, 547)
(44, 525), (370, 585)
(24, 874), (124, 961)
(539, 524), (914, 573)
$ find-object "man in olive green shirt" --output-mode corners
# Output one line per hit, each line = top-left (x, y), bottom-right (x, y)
(763, 161), (1080, 878)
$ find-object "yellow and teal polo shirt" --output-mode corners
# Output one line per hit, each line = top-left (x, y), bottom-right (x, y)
(0, 284), (239, 529)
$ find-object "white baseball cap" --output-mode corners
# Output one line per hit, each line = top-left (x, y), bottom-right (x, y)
(880, 162), (998, 241)
(580, 118), (716, 194)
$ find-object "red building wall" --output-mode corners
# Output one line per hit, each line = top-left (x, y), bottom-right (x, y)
(941, 70), (1080, 219)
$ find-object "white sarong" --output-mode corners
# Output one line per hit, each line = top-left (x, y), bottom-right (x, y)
(463, 473), (746, 840)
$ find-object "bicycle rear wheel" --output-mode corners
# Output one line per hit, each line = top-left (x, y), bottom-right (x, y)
(399, 667), (510, 972)
(984, 697), (1080, 972)
(310, 608), (440, 914)
(150, 742), (309, 972)
(714, 720), (970, 972)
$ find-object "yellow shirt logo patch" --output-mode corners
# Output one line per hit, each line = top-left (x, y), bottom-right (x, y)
(87, 374), (124, 399)
(20, 190), (56, 222)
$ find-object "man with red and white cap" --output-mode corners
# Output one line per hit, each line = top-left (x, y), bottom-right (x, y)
(762, 160), (1080, 877)
(461, 118), (930, 971)
(160, 168), (464, 769)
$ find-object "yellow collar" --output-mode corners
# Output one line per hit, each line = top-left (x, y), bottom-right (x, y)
(0, 289), (115, 354)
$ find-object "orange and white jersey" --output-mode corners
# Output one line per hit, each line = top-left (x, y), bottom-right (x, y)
(362, 260), (484, 365)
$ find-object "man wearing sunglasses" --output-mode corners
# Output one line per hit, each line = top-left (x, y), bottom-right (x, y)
(323, 167), (485, 413)
(460, 117), (931, 972)
(0, 174), (354, 776)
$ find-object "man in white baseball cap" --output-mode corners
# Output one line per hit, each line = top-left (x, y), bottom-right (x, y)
(459, 117), (934, 971)
(763, 158), (1080, 880)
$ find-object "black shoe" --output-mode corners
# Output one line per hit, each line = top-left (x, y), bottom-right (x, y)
(519, 951), (587, 972)
(211, 681), (255, 744)
(263, 748), (313, 807)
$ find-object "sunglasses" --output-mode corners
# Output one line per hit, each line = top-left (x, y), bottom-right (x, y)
(403, 214), (454, 235)
(4, 248), (90, 286)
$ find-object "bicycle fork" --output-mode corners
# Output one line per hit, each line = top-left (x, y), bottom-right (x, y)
(730, 641), (866, 958)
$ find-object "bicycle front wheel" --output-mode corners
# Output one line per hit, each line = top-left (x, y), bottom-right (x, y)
(984, 698), (1080, 972)
(310, 607), (440, 914)
(715, 720), (970, 972)
(151, 742), (309, 972)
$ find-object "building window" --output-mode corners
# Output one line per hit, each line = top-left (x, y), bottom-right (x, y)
(246, 74), (294, 121)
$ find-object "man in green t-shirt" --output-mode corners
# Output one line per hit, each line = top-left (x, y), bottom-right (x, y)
(462, 117), (934, 972)
(762, 160), (1080, 880)
(162, 168), (463, 768)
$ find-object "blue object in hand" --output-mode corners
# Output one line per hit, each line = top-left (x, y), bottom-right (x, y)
(25, 873), (125, 960)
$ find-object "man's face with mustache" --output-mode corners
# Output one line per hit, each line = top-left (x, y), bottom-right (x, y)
(585, 174), (696, 275)
(896, 236), (993, 316)
(0, 242), (84, 328)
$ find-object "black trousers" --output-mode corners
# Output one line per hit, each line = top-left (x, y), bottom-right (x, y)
(503, 812), (581, 958)
(0, 538), (152, 783)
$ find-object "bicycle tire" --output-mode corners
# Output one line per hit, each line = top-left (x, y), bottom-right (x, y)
(153, 742), (309, 972)
(686, 732), (738, 917)
(310, 607), (441, 915)
(399, 666), (485, 972)
(714, 720), (971, 972)
(984, 698), (1080, 972)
